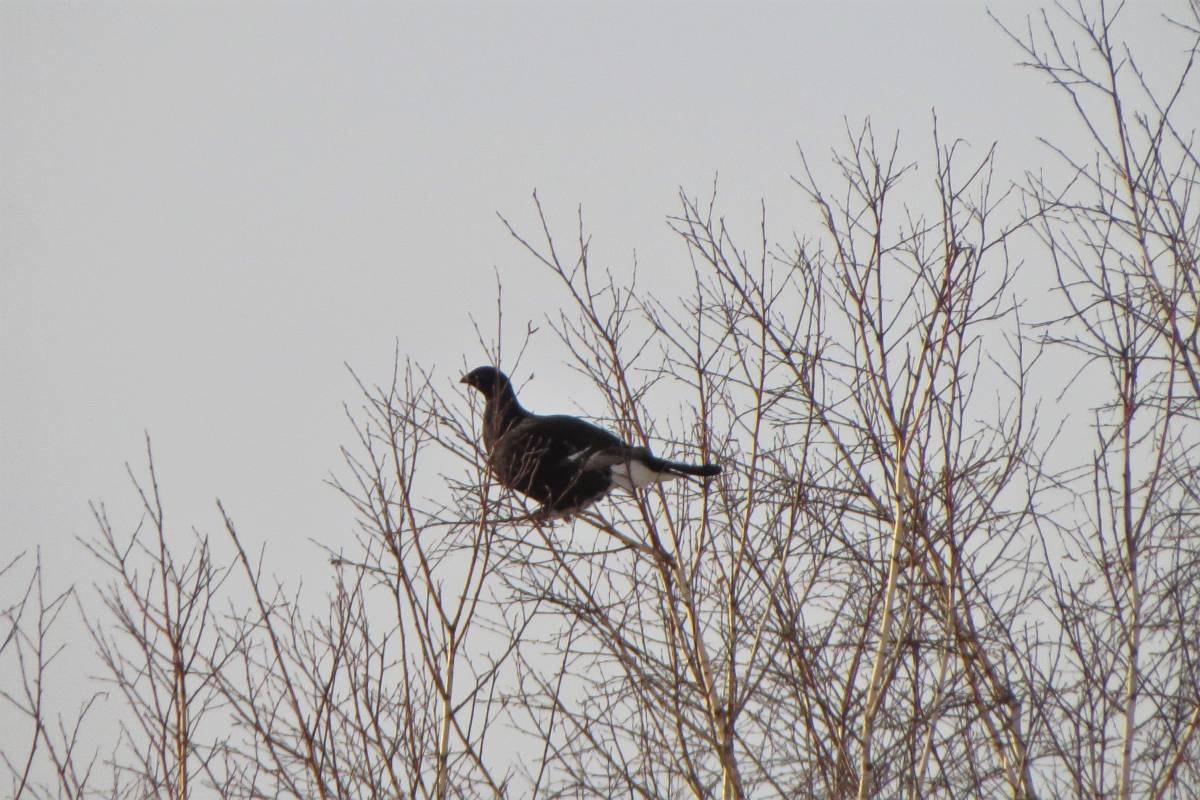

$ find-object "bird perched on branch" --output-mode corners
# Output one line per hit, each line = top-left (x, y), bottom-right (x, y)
(461, 366), (721, 516)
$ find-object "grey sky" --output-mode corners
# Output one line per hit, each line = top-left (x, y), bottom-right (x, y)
(0, 1), (1178, 612)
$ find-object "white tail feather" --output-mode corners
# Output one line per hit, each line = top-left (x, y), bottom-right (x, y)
(610, 460), (680, 491)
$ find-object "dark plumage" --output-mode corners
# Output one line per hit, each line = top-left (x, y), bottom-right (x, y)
(461, 366), (721, 515)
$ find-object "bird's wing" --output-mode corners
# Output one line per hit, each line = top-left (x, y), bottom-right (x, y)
(527, 415), (630, 470)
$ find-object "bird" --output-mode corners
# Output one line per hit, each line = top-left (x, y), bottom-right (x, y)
(461, 365), (721, 516)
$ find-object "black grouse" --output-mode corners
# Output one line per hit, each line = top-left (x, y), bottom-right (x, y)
(461, 366), (721, 515)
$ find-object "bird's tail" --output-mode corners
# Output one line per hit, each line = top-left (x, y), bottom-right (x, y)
(643, 454), (721, 479)
(587, 447), (722, 491)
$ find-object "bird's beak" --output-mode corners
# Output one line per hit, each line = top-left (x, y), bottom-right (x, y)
(459, 374), (469, 384)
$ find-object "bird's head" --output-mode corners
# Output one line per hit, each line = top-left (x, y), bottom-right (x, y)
(460, 366), (513, 399)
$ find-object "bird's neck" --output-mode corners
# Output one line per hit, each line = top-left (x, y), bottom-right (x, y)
(483, 386), (527, 449)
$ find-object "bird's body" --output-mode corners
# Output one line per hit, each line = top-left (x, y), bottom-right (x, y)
(462, 366), (720, 515)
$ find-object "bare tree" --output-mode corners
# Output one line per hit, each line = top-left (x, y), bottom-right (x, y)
(1, 551), (99, 799)
(999, 2), (1200, 797)
(3, 2), (1198, 798)
(487, 111), (1043, 799)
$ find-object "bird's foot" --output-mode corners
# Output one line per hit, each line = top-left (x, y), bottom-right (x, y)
(532, 506), (572, 524)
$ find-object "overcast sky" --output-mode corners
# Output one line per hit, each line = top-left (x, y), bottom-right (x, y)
(0, 2), (1182, 610)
